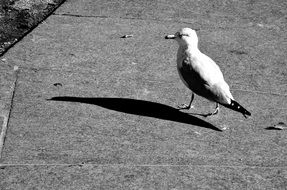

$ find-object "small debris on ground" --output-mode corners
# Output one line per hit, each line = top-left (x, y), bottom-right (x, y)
(221, 125), (229, 131)
(229, 49), (248, 55)
(53, 83), (63, 87)
(13, 65), (19, 71)
(266, 122), (287, 130)
(194, 131), (201, 135)
(121, 34), (133, 38)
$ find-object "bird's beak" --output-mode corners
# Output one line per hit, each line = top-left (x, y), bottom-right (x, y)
(165, 34), (176, 39)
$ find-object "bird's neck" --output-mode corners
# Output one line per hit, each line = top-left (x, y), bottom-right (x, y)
(179, 44), (200, 57)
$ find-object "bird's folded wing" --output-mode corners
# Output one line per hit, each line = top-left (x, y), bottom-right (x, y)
(182, 53), (233, 104)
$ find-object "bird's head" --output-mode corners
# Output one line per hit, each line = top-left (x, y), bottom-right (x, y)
(165, 28), (198, 47)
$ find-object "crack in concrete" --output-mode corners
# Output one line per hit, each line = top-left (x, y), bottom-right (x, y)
(0, 163), (286, 168)
(53, 13), (109, 18)
(51, 13), (256, 31)
(0, 66), (19, 160)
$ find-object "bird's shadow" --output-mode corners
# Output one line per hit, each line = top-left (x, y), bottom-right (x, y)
(48, 97), (221, 131)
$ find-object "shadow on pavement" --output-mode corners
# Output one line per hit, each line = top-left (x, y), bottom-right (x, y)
(48, 97), (221, 131)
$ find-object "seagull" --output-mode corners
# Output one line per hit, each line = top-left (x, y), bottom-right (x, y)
(165, 28), (251, 118)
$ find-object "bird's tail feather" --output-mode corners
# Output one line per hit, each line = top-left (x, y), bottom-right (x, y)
(223, 100), (251, 118)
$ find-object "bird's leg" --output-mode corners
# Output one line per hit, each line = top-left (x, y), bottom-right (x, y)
(211, 103), (219, 115)
(177, 93), (194, 110)
(203, 103), (219, 117)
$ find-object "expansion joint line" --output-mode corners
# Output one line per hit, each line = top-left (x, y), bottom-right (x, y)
(0, 66), (19, 160)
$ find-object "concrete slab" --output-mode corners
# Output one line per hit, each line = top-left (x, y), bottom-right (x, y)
(1, 0), (286, 188)
(53, 0), (287, 96)
(0, 68), (286, 168)
(1, 165), (287, 189)
(55, 0), (287, 31)
(2, 15), (286, 95)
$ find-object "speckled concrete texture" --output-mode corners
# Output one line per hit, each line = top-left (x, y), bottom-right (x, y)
(0, 0), (286, 189)
(1, 165), (287, 189)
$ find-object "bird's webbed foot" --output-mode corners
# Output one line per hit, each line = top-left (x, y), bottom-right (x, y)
(177, 93), (194, 110)
(202, 103), (219, 117)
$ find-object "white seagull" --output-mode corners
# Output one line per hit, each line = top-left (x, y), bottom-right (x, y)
(165, 28), (251, 118)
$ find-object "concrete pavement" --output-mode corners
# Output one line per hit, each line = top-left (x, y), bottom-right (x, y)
(0, 0), (287, 189)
